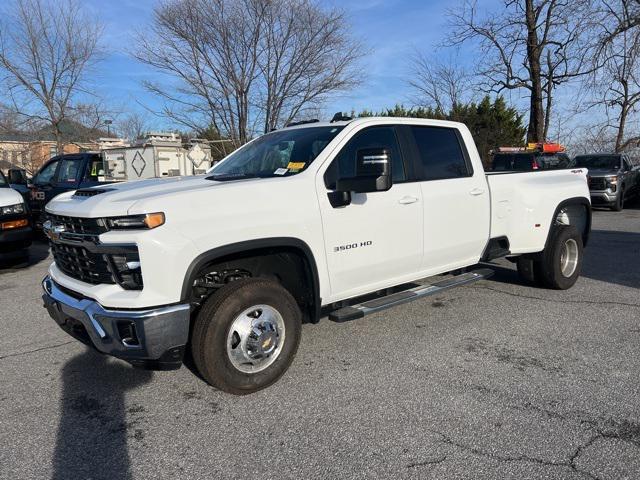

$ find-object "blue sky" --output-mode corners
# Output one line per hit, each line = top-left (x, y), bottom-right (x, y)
(84, 0), (509, 129)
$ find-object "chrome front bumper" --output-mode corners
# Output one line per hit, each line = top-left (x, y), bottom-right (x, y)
(589, 190), (617, 205)
(42, 276), (191, 370)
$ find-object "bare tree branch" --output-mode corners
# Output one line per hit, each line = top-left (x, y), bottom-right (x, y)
(584, 0), (640, 152)
(0, 0), (103, 151)
(407, 52), (471, 113)
(133, 0), (364, 146)
(446, 0), (598, 142)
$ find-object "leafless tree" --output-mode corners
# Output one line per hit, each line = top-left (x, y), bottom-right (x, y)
(408, 52), (472, 113)
(0, 0), (103, 152)
(447, 0), (598, 143)
(258, 0), (362, 132)
(598, 0), (640, 46)
(134, 0), (363, 147)
(117, 112), (150, 142)
(584, 0), (640, 152)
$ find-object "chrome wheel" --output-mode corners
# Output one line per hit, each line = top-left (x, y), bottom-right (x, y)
(560, 238), (579, 277)
(226, 305), (286, 374)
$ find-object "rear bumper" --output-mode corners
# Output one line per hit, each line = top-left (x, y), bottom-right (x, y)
(42, 276), (190, 370)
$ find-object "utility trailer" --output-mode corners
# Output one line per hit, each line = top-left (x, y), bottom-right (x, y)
(102, 132), (213, 181)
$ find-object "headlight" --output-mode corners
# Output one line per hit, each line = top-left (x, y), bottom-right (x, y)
(1, 203), (25, 216)
(106, 212), (165, 230)
(606, 175), (618, 185)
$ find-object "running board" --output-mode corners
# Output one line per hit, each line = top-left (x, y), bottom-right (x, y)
(328, 268), (494, 322)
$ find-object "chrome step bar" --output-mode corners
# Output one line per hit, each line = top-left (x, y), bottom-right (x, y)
(328, 268), (494, 322)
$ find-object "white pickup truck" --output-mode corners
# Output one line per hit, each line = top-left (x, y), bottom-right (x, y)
(41, 117), (591, 394)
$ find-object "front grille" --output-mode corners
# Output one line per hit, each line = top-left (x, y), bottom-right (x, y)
(589, 177), (607, 190)
(46, 214), (108, 235)
(51, 242), (116, 285)
(46, 214), (144, 290)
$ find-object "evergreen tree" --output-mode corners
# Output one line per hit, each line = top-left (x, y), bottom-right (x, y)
(355, 96), (526, 167)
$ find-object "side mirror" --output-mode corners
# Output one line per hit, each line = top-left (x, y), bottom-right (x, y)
(336, 147), (392, 194)
(8, 169), (27, 185)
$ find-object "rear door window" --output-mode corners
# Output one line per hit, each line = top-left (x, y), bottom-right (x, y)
(410, 126), (471, 180)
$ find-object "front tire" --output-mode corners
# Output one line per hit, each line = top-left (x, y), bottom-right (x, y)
(191, 278), (302, 395)
(611, 190), (624, 211)
(538, 225), (583, 290)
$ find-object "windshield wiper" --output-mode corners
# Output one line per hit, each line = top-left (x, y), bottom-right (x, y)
(206, 173), (264, 182)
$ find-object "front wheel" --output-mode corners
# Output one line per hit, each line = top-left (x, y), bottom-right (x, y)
(611, 190), (624, 211)
(191, 278), (302, 395)
(538, 225), (584, 290)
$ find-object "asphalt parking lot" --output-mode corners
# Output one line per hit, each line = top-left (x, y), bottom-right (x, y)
(1, 205), (639, 480)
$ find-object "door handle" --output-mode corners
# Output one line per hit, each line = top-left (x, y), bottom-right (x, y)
(469, 188), (485, 196)
(398, 195), (419, 205)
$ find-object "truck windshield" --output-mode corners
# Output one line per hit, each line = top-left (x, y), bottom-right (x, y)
(573, 155), (620, 169)
(209, 126), (344, 180)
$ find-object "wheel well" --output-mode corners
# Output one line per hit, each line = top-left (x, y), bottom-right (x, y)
(185, 244), (320, 324)
(552, 199), (591, 247)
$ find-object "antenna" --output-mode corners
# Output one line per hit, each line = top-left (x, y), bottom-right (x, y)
(330, 112), (352, 123)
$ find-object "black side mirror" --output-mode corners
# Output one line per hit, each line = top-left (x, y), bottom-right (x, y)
(8, 169), (27, 185)
(336, 147), (392, 194)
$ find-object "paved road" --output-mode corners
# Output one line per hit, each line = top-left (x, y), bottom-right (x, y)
(1, 205), (639, 480)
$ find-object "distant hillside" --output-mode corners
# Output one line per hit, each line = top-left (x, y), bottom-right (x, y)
(0, 119), (109, 143)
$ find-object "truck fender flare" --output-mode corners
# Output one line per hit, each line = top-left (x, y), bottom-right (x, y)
(545, 197), (592, 249)
(181, 237), (322, 322)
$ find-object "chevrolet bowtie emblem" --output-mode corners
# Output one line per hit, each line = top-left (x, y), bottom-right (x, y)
(43, 220), (66, 242)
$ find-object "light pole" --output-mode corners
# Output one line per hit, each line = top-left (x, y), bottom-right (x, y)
(104, 119), (113, 137)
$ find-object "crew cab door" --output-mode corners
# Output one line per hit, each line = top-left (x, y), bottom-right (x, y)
(317, 125), (423, 299)
(406, 125), (491, 273)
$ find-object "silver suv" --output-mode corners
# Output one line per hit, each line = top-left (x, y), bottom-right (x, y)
(574, 154), (640, 211)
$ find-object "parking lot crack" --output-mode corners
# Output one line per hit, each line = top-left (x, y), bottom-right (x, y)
(407, 455), (448, 468)
(0, 340), (75, 360)
(467, 285), (640, 309)
(427, 428), (607, 479)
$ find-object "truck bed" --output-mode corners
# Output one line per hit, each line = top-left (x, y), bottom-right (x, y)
(485, 168), (589, 255)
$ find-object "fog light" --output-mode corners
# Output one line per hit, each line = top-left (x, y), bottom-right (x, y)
(110, 253), (144, 290)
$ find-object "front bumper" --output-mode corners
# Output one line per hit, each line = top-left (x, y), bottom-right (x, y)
(0, 224), (32, 252)
(42, 276), (191, 370)
(589, 190), (617, 206)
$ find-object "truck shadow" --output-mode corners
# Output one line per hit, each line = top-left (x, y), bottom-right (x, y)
(53, 350), (153, 480)
(0, 240), (50, 272)
(484, 228), (640, 290)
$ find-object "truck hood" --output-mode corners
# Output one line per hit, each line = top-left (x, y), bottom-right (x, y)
(586, 168), (620, 177)
(45, 175), (272, 217)
(0, 186), (24, 208)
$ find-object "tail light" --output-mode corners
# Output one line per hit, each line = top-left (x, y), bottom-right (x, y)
(532, 160), (539, 170)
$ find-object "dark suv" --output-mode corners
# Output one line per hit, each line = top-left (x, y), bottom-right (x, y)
(490, 151), (573, 171)
(574, 154), (640, 211)
(29, 153), (110, 227)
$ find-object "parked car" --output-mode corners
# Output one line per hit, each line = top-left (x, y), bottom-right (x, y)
(0, 170), (32, 254)
(490, 143), (572, 171)
(573, 153), (640, 211)
(29, 152), (110, 227)
(41, 117), (591, 394)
